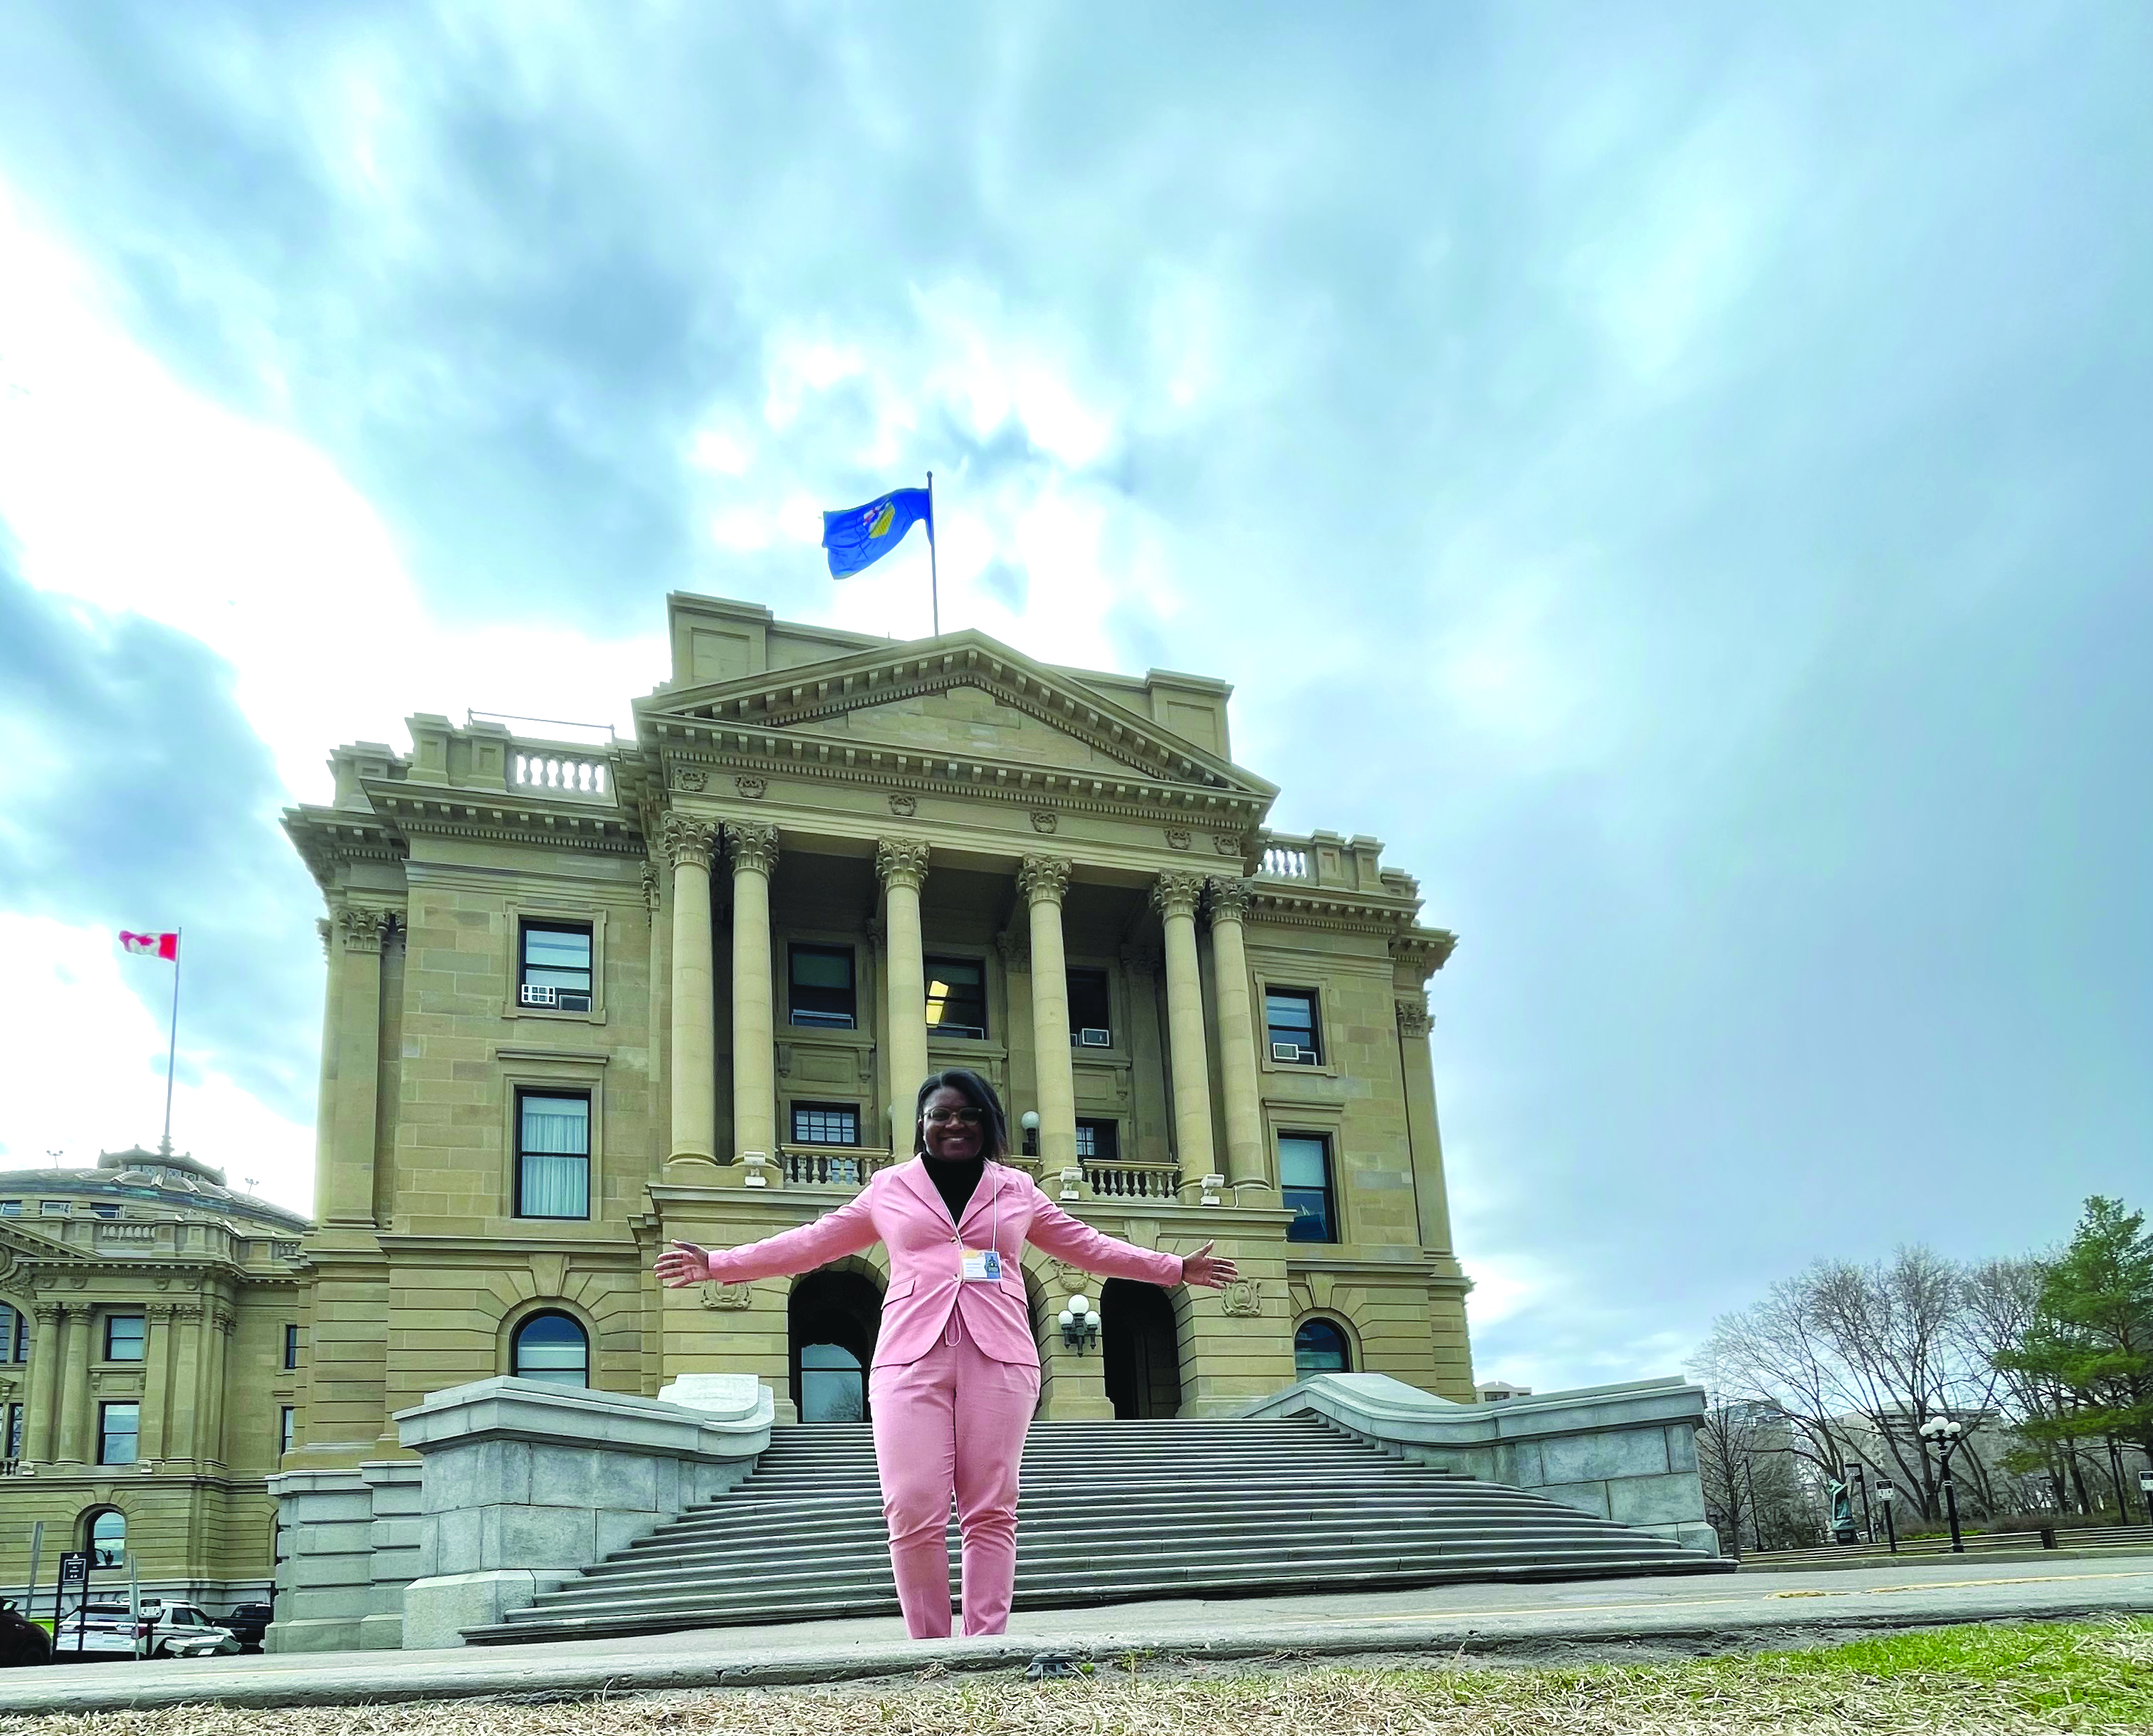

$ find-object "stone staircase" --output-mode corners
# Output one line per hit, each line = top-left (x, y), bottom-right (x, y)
(463, 1416), (1730, 1643)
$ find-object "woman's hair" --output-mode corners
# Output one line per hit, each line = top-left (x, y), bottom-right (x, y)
(912, 1067), (1011, 1162)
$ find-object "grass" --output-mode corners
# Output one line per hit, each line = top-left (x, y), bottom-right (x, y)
(2, 1618), (2149, 1735)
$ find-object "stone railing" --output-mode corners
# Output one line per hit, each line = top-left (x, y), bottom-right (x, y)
(775, 1144), (896, 1188)
(511, 746), (612, 798)
(1081, 1161), (1183, 1201)
(1240, 1373), (1722, 1556)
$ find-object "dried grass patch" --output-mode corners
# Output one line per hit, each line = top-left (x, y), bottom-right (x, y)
(5, 1618), (2149, 1736)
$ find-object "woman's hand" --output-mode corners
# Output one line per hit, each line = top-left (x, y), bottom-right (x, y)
(654, 1240), (713, 1288)
(1180, 1241), (1237, 1289)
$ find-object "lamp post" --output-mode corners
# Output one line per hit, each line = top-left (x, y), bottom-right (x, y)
(1058, 1293), (1099, 1354)
(1742, 1451), (1764, 1554)
(1919, 1416), (1966, 1553)
(1020, 1109), (1040, 1159)
(1877, 1481), (1898, 1554)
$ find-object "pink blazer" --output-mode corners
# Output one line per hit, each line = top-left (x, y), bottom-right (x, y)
(700, 1158), (1185, 1369)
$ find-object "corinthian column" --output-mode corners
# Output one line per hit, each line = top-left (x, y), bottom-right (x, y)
(728, 820), (781, 1170)
(876, 838), (931, 1123)
(661, 814), (721, 1174)
(1153, 872), (1217, 1191)
(1205, 877), (1264, 1191)
(322, 904), (391, 1226)
(25, 1302), (64, 1463)
(55, 1304), (93, 1464)
(1018, 856), (1076, 1172)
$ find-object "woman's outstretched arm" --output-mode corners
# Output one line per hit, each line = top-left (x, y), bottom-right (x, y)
(1022, 1181), (1237, 1288)
(654, 1183), (881, 1287)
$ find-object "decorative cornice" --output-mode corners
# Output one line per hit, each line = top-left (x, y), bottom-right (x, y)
(361, 788), (644, 858)
(874, 837), (931, 893)
(1396, 996), (1432, 1039)
(660, 812), (718, 872)
(1016, 855), (1072, 908)
(1205, 877), (1254, 924)
(1390, 928), (1460, 980)
(726, 820), (781, 877)
(1151, 872), (1206, 920)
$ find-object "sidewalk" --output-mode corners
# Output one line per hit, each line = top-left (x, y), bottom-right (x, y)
(5, 1554), (2150, 1714)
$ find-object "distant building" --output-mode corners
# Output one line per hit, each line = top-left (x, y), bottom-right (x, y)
(0, 1148), (310, 1609)
(1477, 1381), (1531, 1404)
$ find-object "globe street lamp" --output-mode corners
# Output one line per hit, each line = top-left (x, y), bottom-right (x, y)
(1919, 1416), (1966, 1553)
(1058, 1293), (1099, 1353)
(1877, 1480), (1898, 1554)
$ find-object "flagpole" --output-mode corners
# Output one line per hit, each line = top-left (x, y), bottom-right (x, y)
(161, 929), (182, 1156)
(926, 470), (940, 637)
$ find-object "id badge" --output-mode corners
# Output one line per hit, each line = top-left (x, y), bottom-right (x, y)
(961, 1247), (1002, 1282)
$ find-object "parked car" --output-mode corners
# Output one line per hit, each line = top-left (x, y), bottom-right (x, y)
(0, 1599), (52, 1668)
(139, 1603), (241, 1658)
(220, 1603), (273, 1653)
(51, 1603), (147, 1661)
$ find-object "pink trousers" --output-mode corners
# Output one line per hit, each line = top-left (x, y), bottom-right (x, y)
(868, 1311), (1039, 1638)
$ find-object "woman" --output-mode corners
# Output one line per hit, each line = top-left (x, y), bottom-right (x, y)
(654, 1067), (1237, 1639)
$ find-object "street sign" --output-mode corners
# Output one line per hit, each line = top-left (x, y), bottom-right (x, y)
(58, 1552), (88, 1587)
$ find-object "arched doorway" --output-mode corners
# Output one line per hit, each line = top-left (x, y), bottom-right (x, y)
(1101, 1278), (1181, 1418)
(790, 1268), (884, 1423)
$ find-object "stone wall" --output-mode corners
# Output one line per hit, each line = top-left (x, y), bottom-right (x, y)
(1240, 1372), (1719, 1554)
(263, 1461), (421, 1651)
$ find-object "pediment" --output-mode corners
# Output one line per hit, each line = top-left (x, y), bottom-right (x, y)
(0, 1218), (92, 1290)
(639, 629), (1277, 802)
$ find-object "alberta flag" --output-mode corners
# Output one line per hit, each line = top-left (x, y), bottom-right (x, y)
(822, 486), (931, 578)
(120, 930), (180, 960)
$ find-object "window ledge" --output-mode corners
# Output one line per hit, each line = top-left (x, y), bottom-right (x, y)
(501, 1003), (608, 1026)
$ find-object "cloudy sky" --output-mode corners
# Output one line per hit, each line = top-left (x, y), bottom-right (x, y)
(1, 2), (2145, 1393)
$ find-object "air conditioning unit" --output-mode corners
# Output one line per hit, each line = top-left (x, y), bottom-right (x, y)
(520, 985), (592, 1012)
(1076, 1028), (1111, 1047)
(1271, 1041), (1303, 1062)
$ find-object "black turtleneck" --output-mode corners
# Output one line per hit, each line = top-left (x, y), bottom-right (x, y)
(923, 1154), (986, 1226)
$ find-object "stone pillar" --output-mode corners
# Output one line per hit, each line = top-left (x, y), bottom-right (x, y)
(201, 1304), (234, 1469)
(55, 1304), (93, 1464)
(727, 821), (781, 1170)
(167, 1304), (204, 1467)
(1205, 877), (1265, 1191)
(876, 838), (931, 1120)
(24, 1302), (64, 1463)
(1397, 996), (1456, 1252)
(1018, 857), (1076, 1173)
(323, 905), (391, 1226)
(661, 814), (720, 1173)
(1153, 872), (1217, 1191)
(140, 1302), (174, 1460)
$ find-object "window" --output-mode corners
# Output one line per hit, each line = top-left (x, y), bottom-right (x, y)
(799, 1343), (864, 1423)
(41, 1200), (68, 1216)
(104, 1314), (146, 1361)
(98, 1402), (140, 1465)
(518, 921), (593, 1012)
(788, 944), (857, 1030)
(791, 1103), (861, 1146)
(1279, 1134), (1337, 1243)
(0, 1201), (19, 1217)
(1075, 1119), (1120, 1162)
(1294, 1319), (1353, 1377)
(283, 1324), (300, 1370)
(1, 1304), (26, 1363)
(1265, 988), (1321, 1064)
(510, 1312), (588, 1387)
(6, 1402), (21, 1460)
(515, 1092), (591, 1219)
(1067, 970), (1112, 1045)
(280, 1406), (296, 1456)
(87, 1508), (126, 1567)
(92, 1203), (120, 1220)
(923, 957), (988, 1039)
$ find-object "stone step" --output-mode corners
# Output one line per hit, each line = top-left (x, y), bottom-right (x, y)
(481, 1551), (1713, 1641)
(651, 1492), (1573, 1539)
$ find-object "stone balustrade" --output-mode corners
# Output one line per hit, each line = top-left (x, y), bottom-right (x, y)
(510, 747), (612, 797)
(777, 1144), (896, 1188)
(1081, 1161), (1183, 1201)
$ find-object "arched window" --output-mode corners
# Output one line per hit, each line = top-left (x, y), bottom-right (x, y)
(1294, 1318), (1352, 1378)
(509, 1312), (588, 1387)
(85, 1507), (126, 1569)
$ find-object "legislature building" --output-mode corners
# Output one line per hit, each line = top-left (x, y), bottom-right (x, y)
(280, 592), (1472, 1470)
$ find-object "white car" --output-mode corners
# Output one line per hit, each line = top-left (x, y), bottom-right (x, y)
(50, 1603), (147, 1660)
(141, 1602), (242, 1658)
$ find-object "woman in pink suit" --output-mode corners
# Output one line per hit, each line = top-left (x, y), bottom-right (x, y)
(654, 1067), (1236, 1639)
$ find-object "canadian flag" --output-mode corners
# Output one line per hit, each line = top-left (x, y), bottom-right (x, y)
(120, 931), (180, 960)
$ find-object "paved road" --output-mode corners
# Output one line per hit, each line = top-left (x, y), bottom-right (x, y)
(6, 1554), (2149, 1714)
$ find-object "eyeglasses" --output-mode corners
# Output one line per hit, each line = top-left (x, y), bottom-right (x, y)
(922, 1107), (986, 1126)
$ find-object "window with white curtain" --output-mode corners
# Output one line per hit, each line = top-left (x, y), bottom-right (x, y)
(516, 1092), (590, 1219)
(510, 1312), (589, 1386)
